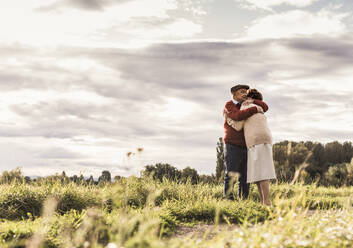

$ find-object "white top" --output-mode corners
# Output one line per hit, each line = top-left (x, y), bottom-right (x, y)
(226, 99), (272, 148)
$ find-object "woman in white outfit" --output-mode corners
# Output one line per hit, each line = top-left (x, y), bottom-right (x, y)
(226, 89), (276, 206)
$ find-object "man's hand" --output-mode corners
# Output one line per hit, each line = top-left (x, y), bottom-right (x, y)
(256, 105), (264, 113)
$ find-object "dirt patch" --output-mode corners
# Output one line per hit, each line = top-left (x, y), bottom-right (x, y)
(174, 224), (241, 240)
(173, 210), (321, 239)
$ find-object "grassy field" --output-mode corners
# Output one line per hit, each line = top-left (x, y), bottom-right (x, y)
(0, 178), (352, 248)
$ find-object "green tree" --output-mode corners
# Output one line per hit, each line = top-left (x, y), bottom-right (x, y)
(289, 142), (312, 185)
(306, 143), (325, 179)
(322, 163), (348, 187)
(0, 168), (24, 184)
(114, 175), (123, 182)
(288, 142), (309, 166)
(274, 141), (310, 183)
(24, 176), (31, 183)
(79, 174), (86, 185)
(60, 171), (69, 184)
(143, 163), (181, 182)
(216, 137), (225, 183)
(273, 140), (289, 165)
(86, 175), (95, 185)
(304, 141), (314, 151)
(324, 141), (344, 165)
(181, 166), (199, 184)
(342, 141), (353, 163)
(199, 174), (216, 184)
(274, 140), (353, 186)
(273, 141), (292, 182)
(71, 175), (79, 183)
(98, 170), (111, 183)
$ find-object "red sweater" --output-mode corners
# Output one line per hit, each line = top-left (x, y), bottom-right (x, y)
(223, 99), (269, 147)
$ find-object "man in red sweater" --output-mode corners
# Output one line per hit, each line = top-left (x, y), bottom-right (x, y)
(223, 84), (269, 200)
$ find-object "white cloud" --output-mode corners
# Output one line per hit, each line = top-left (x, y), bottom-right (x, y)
(236, 0), (319, 11)
(0, 142), (37, 172)
(243, 9), (348, 39)
(155, 97), (203, 122)
(0, 0), (202, 48)
(175, 0), (209, 16)
(123, 18), (202, 41)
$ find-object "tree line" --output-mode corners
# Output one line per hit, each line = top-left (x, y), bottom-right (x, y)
(216, 139), (353, 187)
(0, 168), (116, 185)
(0, 165), (215, 186)
(1, 139), (352, 187)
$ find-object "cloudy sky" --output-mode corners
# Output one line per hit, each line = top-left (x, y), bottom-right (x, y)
(1, 0), (353, 178)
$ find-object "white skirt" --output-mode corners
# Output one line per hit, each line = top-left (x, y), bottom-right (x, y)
(247, 144), (276, 183)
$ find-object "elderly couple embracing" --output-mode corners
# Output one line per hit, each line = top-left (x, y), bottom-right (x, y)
(223, 84), (276, 206)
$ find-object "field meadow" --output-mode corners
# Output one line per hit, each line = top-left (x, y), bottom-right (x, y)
(0, 177), (352, 248)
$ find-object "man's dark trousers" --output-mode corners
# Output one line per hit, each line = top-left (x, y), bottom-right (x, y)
(223, 143), (250, 200)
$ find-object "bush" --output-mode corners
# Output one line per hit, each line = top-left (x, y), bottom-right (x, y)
(0, 184), (45, 220)
(110, 177), (151, 209)
(322, 163), (348, 187)
(55, 188), (100, 214)
(0, 183), (102, 220)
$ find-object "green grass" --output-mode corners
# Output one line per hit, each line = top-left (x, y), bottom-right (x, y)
(0, 182), (102, 220)
(0, 178), (352, 247)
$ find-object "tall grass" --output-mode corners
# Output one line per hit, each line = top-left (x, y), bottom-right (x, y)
(0, 178), (352, 247)
(0, 182), (102, 220)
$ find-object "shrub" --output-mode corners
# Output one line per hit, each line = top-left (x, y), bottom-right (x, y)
(0, 184), (45, 220)
(322, 163), (348, 187)
(0, 183), (102, 220)
(55, 189), (99, 214)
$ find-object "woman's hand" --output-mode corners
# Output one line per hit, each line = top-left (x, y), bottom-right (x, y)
(256, 105), (264, 113)
(242, 99), (253, 106)
(247, 98), (254, 103)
